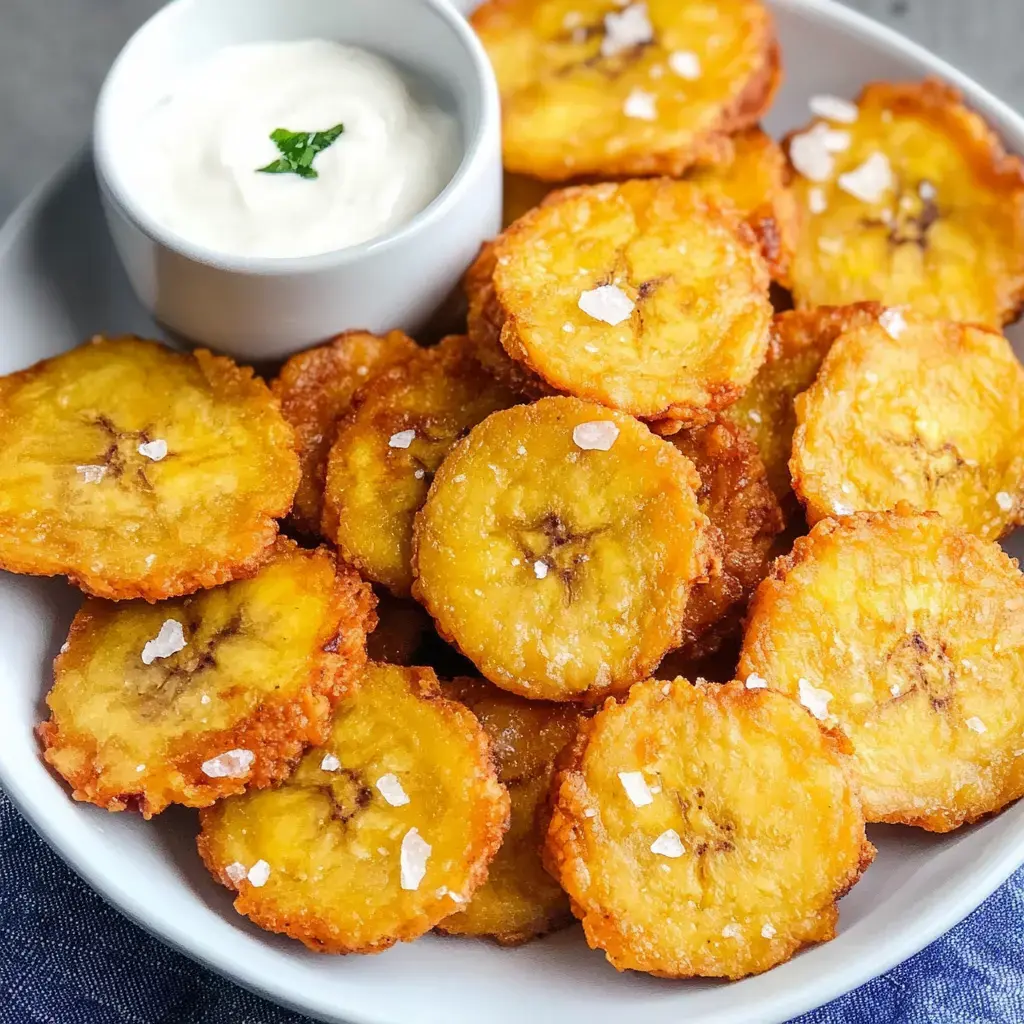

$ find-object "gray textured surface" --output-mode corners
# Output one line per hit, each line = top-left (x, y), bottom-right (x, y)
(0, 0), (1022, 219)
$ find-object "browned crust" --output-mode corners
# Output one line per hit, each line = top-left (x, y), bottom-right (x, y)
(0, 338), (300, 602)
(196, 664), (511, 954)
(543, 679), (874, 979)
(271, 330), (420, 537)
(38, 539), (375, 818)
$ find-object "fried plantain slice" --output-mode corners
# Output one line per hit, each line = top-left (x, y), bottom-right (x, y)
(0, 337), (299, 601)
(197, 663), (509, 953)
(725, 304), (882, 505)
(365, 591), (433, 666)
(413, 397), (716, 702)
(321, 335), (518, 595)
(670, 419), (783, 659)
(791, 309), (1024, 540)
(544, 677), (873, 978)
(491, 180), (772, 422)
(740, 510), (1024, 831)
(472, 0), (779, 181)
(39, 540), (374, 818)
(438, 678), (581, 944)
(787, 80), (1024, 327)
(271, 330), (419, 536)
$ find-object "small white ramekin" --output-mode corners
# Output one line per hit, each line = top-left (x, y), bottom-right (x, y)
(93, 0), (501, 360)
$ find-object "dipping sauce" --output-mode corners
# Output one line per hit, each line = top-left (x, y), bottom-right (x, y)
(123, 40), (459, 258)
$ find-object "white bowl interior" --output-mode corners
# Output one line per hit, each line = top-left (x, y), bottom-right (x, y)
(2, 2), (1024, 1023)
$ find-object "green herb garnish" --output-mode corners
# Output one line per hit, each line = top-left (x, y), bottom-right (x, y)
(256, 123), (345, 180)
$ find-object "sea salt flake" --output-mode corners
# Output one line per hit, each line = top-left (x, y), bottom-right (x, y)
(584, 808), (598, 818)
(878, 308), (907, 340)
(579, 284), (635, 325)
(623, 87), (657, 121)
(573, 421), (620, 451)
(320, 753), (341, 772)
(377, 772), (410, 806)
(137, 439), (168, 461)
(966, 716), (987, 734)
(745, 673), (768, 690)
(76, 464), (107, 484)
(388, 429), (415, 449)
(789, 124), (849, 181)
(225, 862), (247, 884)
(247, 860), (271, 887)
(201, 748), (255, 779)
(400, 828), (431, 890)
(618, 770), (653, 806)
(761, 922), (776, 939)
(919, 180), (938, 201)
(601, 3), (653, 58)
(890, 684), (901, 697)
(135, 763), (145, 773)
(650, 829), (685, 858)
(668, 50), (701, 79)
(809, 94), (859, 123)
(413, 468), (425, 480)
(562, 322), (575, 333)
(838, 152), (894, 203)
(531, 559), (549, 581)
(59, 641), (70, 655)
(436, 886), (465, 903)
(141, 618), (187, 665)
(722, 923), (742, 939)
(200, 693), (210, 705)
(996, 491), (1014, 512)
(798, 678), (833, 721)
(808, 187), (828, 214)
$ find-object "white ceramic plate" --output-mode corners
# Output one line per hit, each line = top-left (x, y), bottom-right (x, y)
(2, 2), (1023, 1022)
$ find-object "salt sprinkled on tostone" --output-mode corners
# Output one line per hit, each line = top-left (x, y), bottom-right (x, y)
(762, 922), (776, 939)
(601, 2), (654, 58)
(201, 748), (255, 778)
(135, 764), (145, 773)
(76, 464), (107, 484)
(377, 772), (410, 806)
(808, 187), (828, 215)
(247, 860), (271, 887)
(225, 862), (247, 884)
(623, 87), (657, 121)
(996, 492), (1014, 512)
(141, 619), (187, 665)
(722, 923), (742, 939)
(573, 421), (620, 451)
(966, 716), (987, 734)
(533, 560), (549, 579)
(838, 152), (894, 203)
(388, 429), (416, 449)
(650, 829), (685, 858)
(579, 284), (635, 325)
(809, 94), (859, 123)
(137, 439), (168, 461)
(618, 770), (654, 806)
(919, 180), (938, 201)
(400, 827), (431, 890)
(745, 673), (768, 690)
(878, 308), (907, 340)
(798, 678), (833, 721)
(320, 753), (341, 772)
(668, 50), (701, 79)
(584, 808), (598, 818)
(789, 124), (850, 182)
(200, 693), (211, 705)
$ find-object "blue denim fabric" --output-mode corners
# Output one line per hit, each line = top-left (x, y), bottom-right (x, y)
(2, 788), (1021, 1024)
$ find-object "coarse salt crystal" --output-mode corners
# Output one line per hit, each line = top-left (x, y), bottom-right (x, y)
(890, 684), (901, 697)
(623, 87), (657, 121)
(618, 770), (653, 806)
(414, 468), (425, 480)
(584, 808), (598, 818)
(400, 828), (431, 890)
(200, 693), (210, 705)
(650, 829), (685, 858)
(997, 491), (1014, 511)
(966, 716), (987, 734)
(668, 50), (701, 79)
(722, 923), (742, 939)
(789, 124), (850, 182)
(809, 94), (859, 123)
(141, 618), (187, 665)
(135, 764), (145, 773)
(320, 753), (341, 772)
(573, 421), (620, 451)
(376, 772), (410, 806)
(59, 641), (70, 655)
(247, 860), (271, 887)
(798, 678), (833, 721)
(137, 439), (168, 461)
(761, 922), (776, 939)
(879, 308), (907, 340)
(919, 180), (938, 201)
(601, 3), (653, 58)
(225, 862), (247, 884)
(579, 284), (635, 325)
(808, 187), (828, 214)
(563, 321), (575, 333)
(388, 429), (416, 449)
(201, 748), (255, 779)
(76, 464), (107, 484)
(838, 152), (894, 203)
(745, 673), (768, 690)
(533, 560), (549, 579)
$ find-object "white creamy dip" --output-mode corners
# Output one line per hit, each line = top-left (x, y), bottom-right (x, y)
(122, 40), (459, 258)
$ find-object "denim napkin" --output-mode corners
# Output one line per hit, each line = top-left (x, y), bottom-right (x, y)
(1, 787), (1021, 1024)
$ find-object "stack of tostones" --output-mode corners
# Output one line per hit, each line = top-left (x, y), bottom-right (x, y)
(786, 80), (1024, 326)
(198, 663), (509, 952)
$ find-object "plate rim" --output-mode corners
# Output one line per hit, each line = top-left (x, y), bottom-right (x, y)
(3, 1), (1024, 1022)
